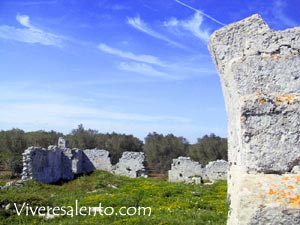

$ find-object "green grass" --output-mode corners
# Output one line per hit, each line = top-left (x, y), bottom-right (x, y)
(0, 171), (228, 225)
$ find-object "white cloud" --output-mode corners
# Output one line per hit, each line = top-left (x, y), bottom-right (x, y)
(98, 43), (164, 66)
(127, 16), (187, 49)
(16, 14), (31, 28)
(164, 12), (210, 42)
(0, 83), (191, 124)
(118, 62), (180, 80)
(0, 14), (64, 47)
(164, 18), (179, 27)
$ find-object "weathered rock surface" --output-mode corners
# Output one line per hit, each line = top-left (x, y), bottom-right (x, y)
(209, 14), (300, 225)
(114, 152), (148, 178)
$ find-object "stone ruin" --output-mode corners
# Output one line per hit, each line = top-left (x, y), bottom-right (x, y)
(114, 152), (148, 178)
(168, 157), (203, 184)
(204, 160), (228, 180)
(209, 14), (300, 224)
(168, 157), (228, 184)
(83, 149), (113, 172)
(22, 138), (147, 184)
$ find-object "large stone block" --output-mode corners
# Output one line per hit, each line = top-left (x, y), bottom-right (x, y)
(228, 166), (300, 225)
(209, 14), (300, 224)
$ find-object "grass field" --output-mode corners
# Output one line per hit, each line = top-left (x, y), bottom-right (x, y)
(0, 171), (228, 225)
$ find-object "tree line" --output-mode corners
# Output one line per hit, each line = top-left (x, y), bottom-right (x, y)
(0, 124), (227, 176)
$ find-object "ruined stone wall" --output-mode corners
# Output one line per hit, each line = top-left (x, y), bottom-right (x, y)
(83, 149), (112, 172)
(209, 14), (300, 225)
(168, 157), (203, 183)
(203, 160), (228, 180)
(168, 157), (228, 183)
(22, 147), (113, 183)
(114, 152), (148, 178)
(22, 140), (147, 183)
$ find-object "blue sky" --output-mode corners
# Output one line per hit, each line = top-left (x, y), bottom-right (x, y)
(0, 0), (299, 143)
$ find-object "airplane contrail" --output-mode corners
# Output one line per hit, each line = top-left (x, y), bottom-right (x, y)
(174, 0), (226, 26)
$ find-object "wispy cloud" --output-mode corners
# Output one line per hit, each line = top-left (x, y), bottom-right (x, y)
(98, 43), (164, 66)
(98, 43), (214, 80)
(0, 102), (195, 140)
(118, 62), (180, 80)
(127, 16), (187, 49)
(164, 12), (210, 42)
(272, 0), (299, 27)
(0, 85), (191, 135)
(0, 14), (64, 47)
(174, 0), (226, 26)
(0, 102), (190, 123)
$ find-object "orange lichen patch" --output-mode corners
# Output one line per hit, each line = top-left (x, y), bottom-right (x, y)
(282, 177), (289, 181)
(289, 195), (300, 207)
(278, 191), (287, 198)
(276, 196), (283, 202)
(269, 188), (276, 195)
(287, 185), (294, 189)
(275, 94), (300, 105)
(258, 98), (266, 105)
(271, 54), (281, 60)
